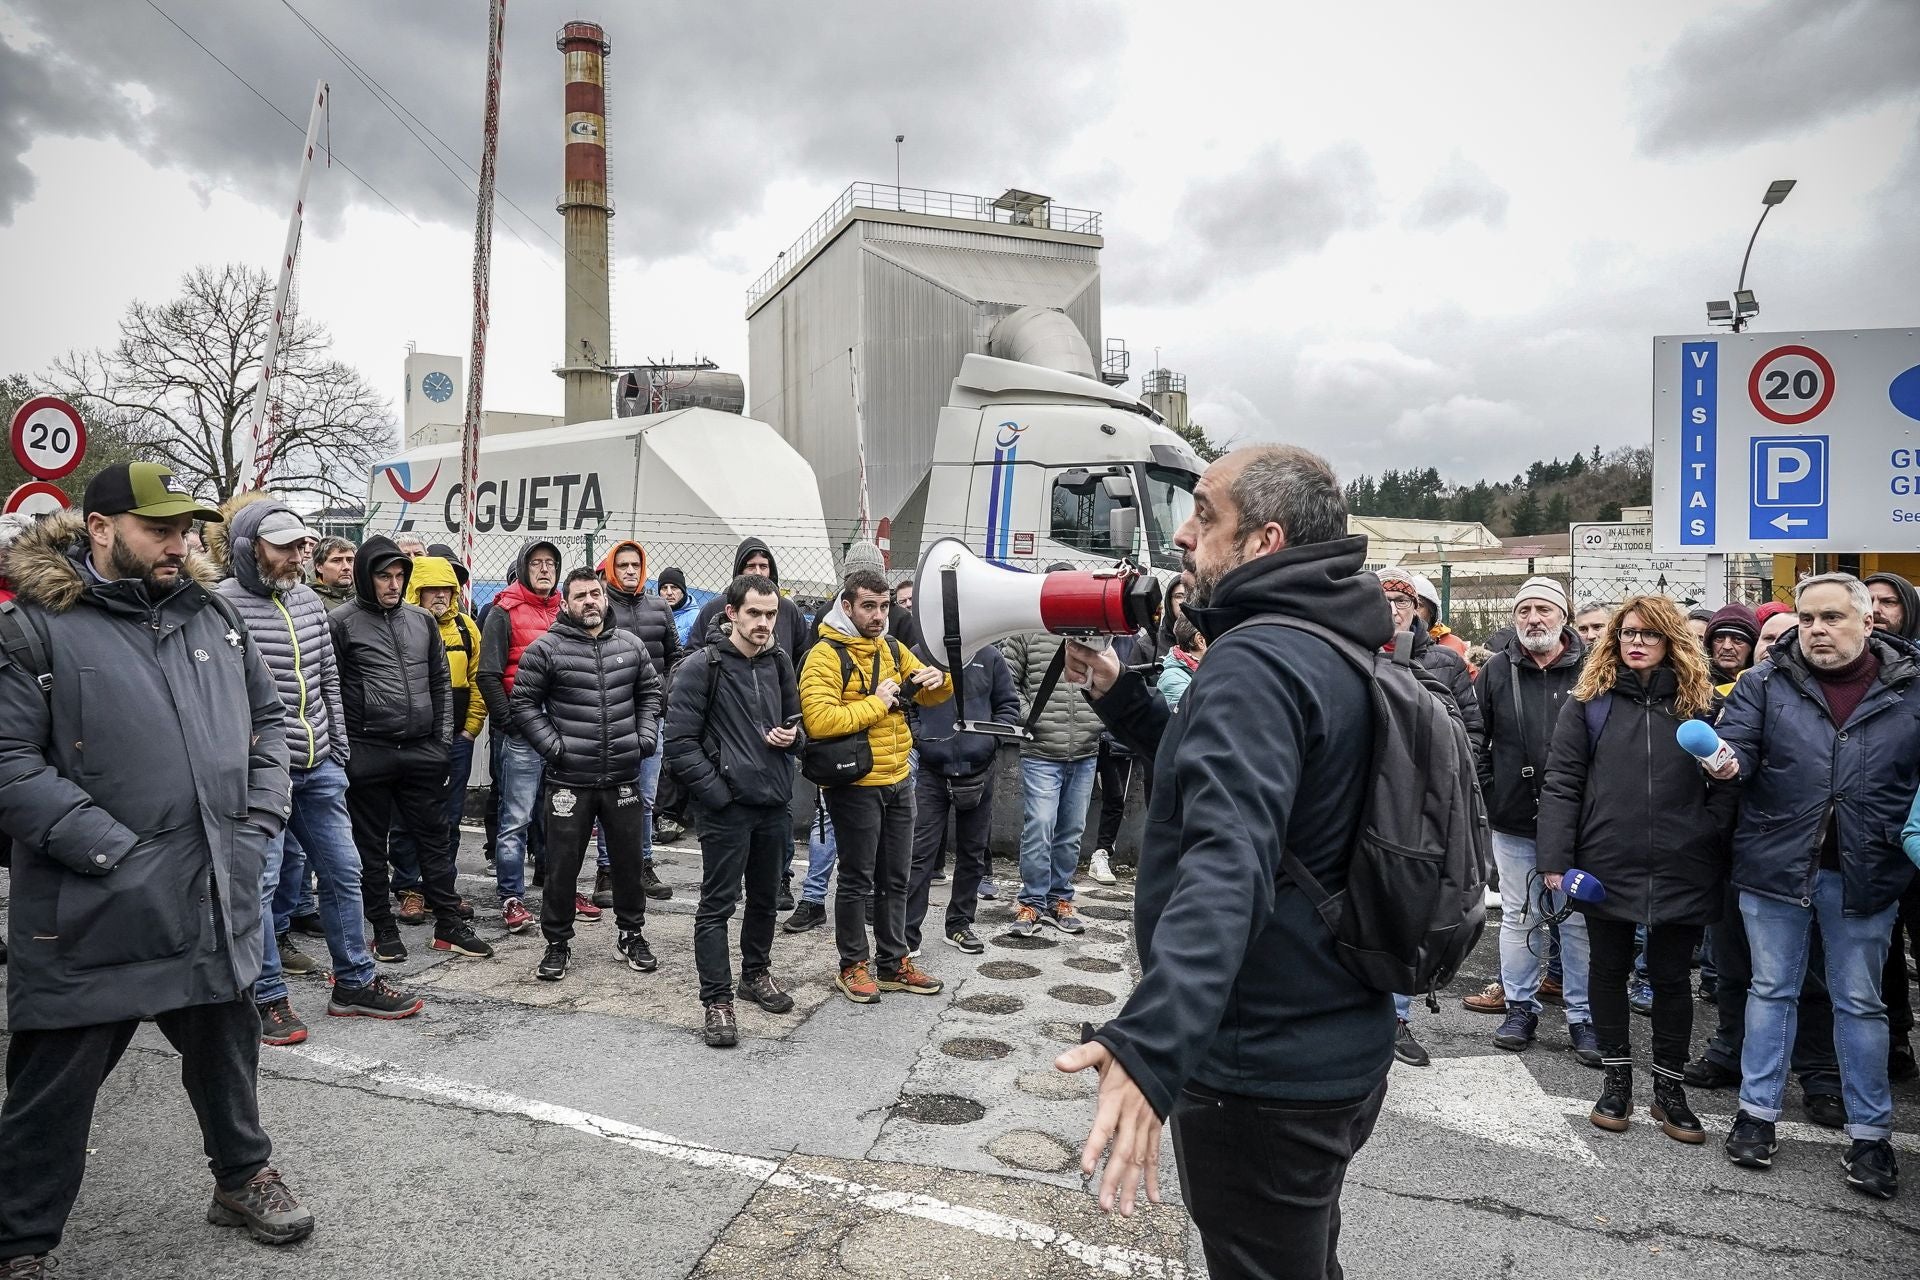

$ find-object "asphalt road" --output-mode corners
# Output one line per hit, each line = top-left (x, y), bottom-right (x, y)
(2, 834), (1916, 1279)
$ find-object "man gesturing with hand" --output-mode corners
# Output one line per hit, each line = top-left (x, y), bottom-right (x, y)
(1054, 446), (1396, 1279)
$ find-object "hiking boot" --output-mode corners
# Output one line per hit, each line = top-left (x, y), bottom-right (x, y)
(704, 1002), (739, 1048)
(256, 998), (308, 1047)
(1725, 1111), (1778, 1169)
(945, 926), (985, 955)
(1628, 976), (1654, 1017)
(1843, 1138), (1899, 1200)
(1009, 905), (1045, 937)
(1089, 849), (1117, 885)
(1891, 1035), (1918, 1083)
(1393, 1020), (1431, 1068)
(1461, 980), (1506, 1013)
(327, 976), (424, 1021)
(206, 1166), (314, 1245)
(654, 816), (687, 843)
(1651, 1072), (1705, 1144)
(592, 867), (615, 909)
(573, 893), (603, 923)
(1804, 1092), (1846, 1130)
(777, 881), (795, 912)
(1043, 900), (1085, 935)
(0, 1255), (55, 1277)
(1684, 1056), (1740, 1090)
(275, 932), (318, 977)
(641, 863), (672, 901)
(740, 971), (795, 1014)
(289, 913), (325, 938)
(431, 923), (494, 958)
(501, 897), (534, 934)
(371, 922), (408, 963)
(536, 942), (570, 981)
(977, 878), (998, 901)
(618, 929), (657, 973)
(878, 956), (943, 995)
(1492, 1004), (1538, 1051)
(783, 900), (827, 933)
(1569, 1021), (1604, 1068)
(837, 961), (880, 1004)
(395, 889), (428, 926)
(1590, 1057), (1633, 1132)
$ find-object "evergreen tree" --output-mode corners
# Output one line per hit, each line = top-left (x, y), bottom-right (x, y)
(1510, 489), (1542, 536)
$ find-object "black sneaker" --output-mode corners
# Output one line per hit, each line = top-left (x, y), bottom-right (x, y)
(372, 923), (408, 964)
(1568, 1021), (1604, 1068)
(1890, 1036), (1918, 1083)
(1725, 1110), (1778, 1169)
(618, 929), (658, 973)
(783, 900), (827, 934)
(430, 924), (494, 958)
(740, 971), (795, 1014)
(536, 942), (570, 981)
(1843, 1138), (1899, 1200)
(641, 862), (673, 900)
(328, 976), (424, 1020)
(256, 998), (308, 1047)
(206, 1166), (315, 1245)
(1492, 1004), (1538, 1051)
(944, 927), (985, 955)
(591, 867), (615, 909)
(777, 881), (796, 913)
(1394, 1020), (1431, 1068)
(704, 1002), (738, 1048)
(1683, 1056), (1740, 1090)
(1804, 1092), (1846, 1130)
(1627, 976), (1654, 1017)
(0, 1254), (55, 1276)
(289, 913), (326, 938)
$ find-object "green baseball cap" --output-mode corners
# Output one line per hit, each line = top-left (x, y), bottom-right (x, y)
(83, 462), (224, 522)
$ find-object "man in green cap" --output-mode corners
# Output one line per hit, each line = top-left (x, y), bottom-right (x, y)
(0, 462), (316, 1274)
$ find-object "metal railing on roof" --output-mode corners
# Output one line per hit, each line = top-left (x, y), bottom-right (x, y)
(745, 182), (1103, 306)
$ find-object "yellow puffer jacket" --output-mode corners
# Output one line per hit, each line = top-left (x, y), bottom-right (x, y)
(405, 556), (487, 738)
(799, 605), (951, 787)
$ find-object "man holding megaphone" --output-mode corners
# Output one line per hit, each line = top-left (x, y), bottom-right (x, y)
(1047, 445), (1396, 1278)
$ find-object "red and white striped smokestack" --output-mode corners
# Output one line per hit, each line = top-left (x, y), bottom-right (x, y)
(556, 20), (613, 424)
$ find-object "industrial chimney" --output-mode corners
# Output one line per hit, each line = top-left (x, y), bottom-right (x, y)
(556, 21), (614, 424)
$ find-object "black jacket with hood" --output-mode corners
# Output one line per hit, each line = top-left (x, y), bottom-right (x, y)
(664, 626), (804, 809)
(597, 538), (684, 677)
(1864, 571), (1920, 641)
(689, 536), (813, 663)
(1475, 625), (1587, 836)
(328, 536), (453, 749)
(510, 609), (662, 788)
(1085, 534), (1395, 1119)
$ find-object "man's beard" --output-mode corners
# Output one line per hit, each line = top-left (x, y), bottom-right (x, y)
(1518, 626), (1560, 656)
(111, 534), (184, 597)
(265, 567), (305, 593)
(573, 608), (603, 629)
(1186, 547), (1247, 610)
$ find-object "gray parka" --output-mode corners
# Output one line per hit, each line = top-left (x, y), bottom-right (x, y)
(0, 513), (291, 1030)
(1001, 631), (1104, 762)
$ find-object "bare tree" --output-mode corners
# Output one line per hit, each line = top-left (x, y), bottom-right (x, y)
(52, 264), (393, 505)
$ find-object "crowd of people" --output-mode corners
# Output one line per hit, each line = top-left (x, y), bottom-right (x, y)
(0, 454), (1917, 1276)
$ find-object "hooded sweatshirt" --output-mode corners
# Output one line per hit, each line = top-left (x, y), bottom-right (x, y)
(476, 538), (563, 733)
(798, 600), (951, 787)
(596, 538), (683, 677)
(1865, 571), (1920, 641)
(689, 536), (813, 662)
(406, 555), (486, 738)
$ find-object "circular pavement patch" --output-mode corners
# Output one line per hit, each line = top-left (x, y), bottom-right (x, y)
(1039, 1020), (1084, 1044)
(1075, 903), (1131, 921)
(977, 960), (1041, 980)
(1084, 889), (1134, 903)
(1017, 1069), (1096, 1101)
(942, 1036), (1014, 1061)
(987, 1130), (1077, 1173)
(1049, 984), (1117, 1006)
(989, 933), (1057, 951)
(1079, 927), (1127, 946)
(1064, 956), (1124, 974)
(953, 993), (1025, 1015)
(889, 1093), (986, 1125)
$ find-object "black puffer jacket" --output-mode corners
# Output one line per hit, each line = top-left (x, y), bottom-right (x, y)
(328, 537), (452, 748)
(1476, 626), (1586, 836)
(664, 635), (802, 809)
(597, 539), (684, 677)
(510, 611), (662, 788)
(1535, 665), (1737, 926)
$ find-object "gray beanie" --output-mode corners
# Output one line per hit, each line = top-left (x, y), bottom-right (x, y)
(841, 539), (886, 579)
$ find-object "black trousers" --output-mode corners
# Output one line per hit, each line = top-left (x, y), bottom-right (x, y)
(542, 779), (648, 943)
(1588, 917), (1703, 1069)
(1707, 882), (1841, 1093)
(1172, 1077), (1387, 1280)
(347, 739), (462, 931)
(824, 779), (915, 972)
(693, 800), (787, 1005)
(0, 998), (272, 1260)
(1092, 742), (1137, 853)
(1881, 880), (1920, 1037)
(905, 768), (993, 950)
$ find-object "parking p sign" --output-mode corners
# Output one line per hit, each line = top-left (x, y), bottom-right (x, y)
(1654, 328), (1920, 552)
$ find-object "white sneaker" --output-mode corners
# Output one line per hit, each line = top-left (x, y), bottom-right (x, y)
(1089, 849), (1117, 885)
(1483, 886), (1501, 911)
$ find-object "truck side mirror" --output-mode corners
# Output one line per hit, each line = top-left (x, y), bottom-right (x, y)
(1100, 474), (1134, 502)
(1107, 506), (1139, 552)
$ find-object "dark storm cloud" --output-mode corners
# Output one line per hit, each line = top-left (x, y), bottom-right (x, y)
(5, 0), (1126, 258)
(0, 28), (127, 224)
(1638, 0), (1920, 155)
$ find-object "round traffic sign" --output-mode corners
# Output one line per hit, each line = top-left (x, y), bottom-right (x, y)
(8, 395), (87, 480)
(4, 481), (72, 516)
(1747, 345), (1835, 426)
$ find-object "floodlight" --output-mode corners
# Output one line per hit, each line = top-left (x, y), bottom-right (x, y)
(1734, 290), (1759, 317)
(1762, 179), (1796, 206)
(1706, 300), (1734, 324)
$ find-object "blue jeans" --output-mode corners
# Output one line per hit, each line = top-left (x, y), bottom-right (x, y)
(1394, 992), (1413, 1021)
(493, 732), (544, 902)
(270, 828), (308, 931)
(1739, 873), (1899, 1140)
(256, 759), (378, 1004)
(1017, 756), (1097, 911)
(1491, 831), (1591, 1025)
(597, 723), (662, 868)
(801, 802), (838, 905)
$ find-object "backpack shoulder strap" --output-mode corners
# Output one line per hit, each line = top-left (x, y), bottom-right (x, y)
(1219, 613), (1373, 678)
(0, 599), (52, 702)
(1582, 694), (1612, 752)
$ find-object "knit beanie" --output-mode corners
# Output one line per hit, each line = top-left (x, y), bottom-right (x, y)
(841, 540), (886, 579)
(1706, 602), (1759, 644)
(1512, 575), (1568, 615)
(1378, 569), (1417, 597)
(657, 566), (688, 592)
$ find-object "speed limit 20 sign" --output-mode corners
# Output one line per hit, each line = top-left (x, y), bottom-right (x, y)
(8, 395), (87, 480)
(1747, 345), (1835, 425)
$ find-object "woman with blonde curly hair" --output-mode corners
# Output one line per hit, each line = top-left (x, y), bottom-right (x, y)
(1535, 595), (1740, 1143)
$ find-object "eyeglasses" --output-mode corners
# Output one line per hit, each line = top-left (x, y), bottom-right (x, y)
(1384, 593), (1416, 608)
(1618, 628), (1667, 646)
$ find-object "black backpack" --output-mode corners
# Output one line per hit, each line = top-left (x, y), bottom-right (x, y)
(799, 636), (903, 789)
(1223, 615), (1490, 1004)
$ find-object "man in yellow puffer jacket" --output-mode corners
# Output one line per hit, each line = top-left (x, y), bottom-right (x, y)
(799, 569), (951, 1005)
(388, 556), (487, 903)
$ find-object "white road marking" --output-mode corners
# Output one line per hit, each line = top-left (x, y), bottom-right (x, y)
(1385, 1055), (1600, 1165)
(287, 1044), (1187, 1279)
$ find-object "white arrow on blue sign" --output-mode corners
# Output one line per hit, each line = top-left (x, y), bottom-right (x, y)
(1749, 436), (1828, 540)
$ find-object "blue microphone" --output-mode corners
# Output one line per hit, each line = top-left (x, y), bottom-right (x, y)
(1676, 720), (1738, 773)
(1561, 868), (1607, 904)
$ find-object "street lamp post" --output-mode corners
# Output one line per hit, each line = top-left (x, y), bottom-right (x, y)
(1708, 179), (1795, 331)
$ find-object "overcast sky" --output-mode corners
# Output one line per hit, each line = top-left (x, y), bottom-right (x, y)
(1, 0), (1914, 493)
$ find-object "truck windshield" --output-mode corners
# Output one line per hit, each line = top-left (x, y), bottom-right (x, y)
(1139, 464), (1198, 570)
